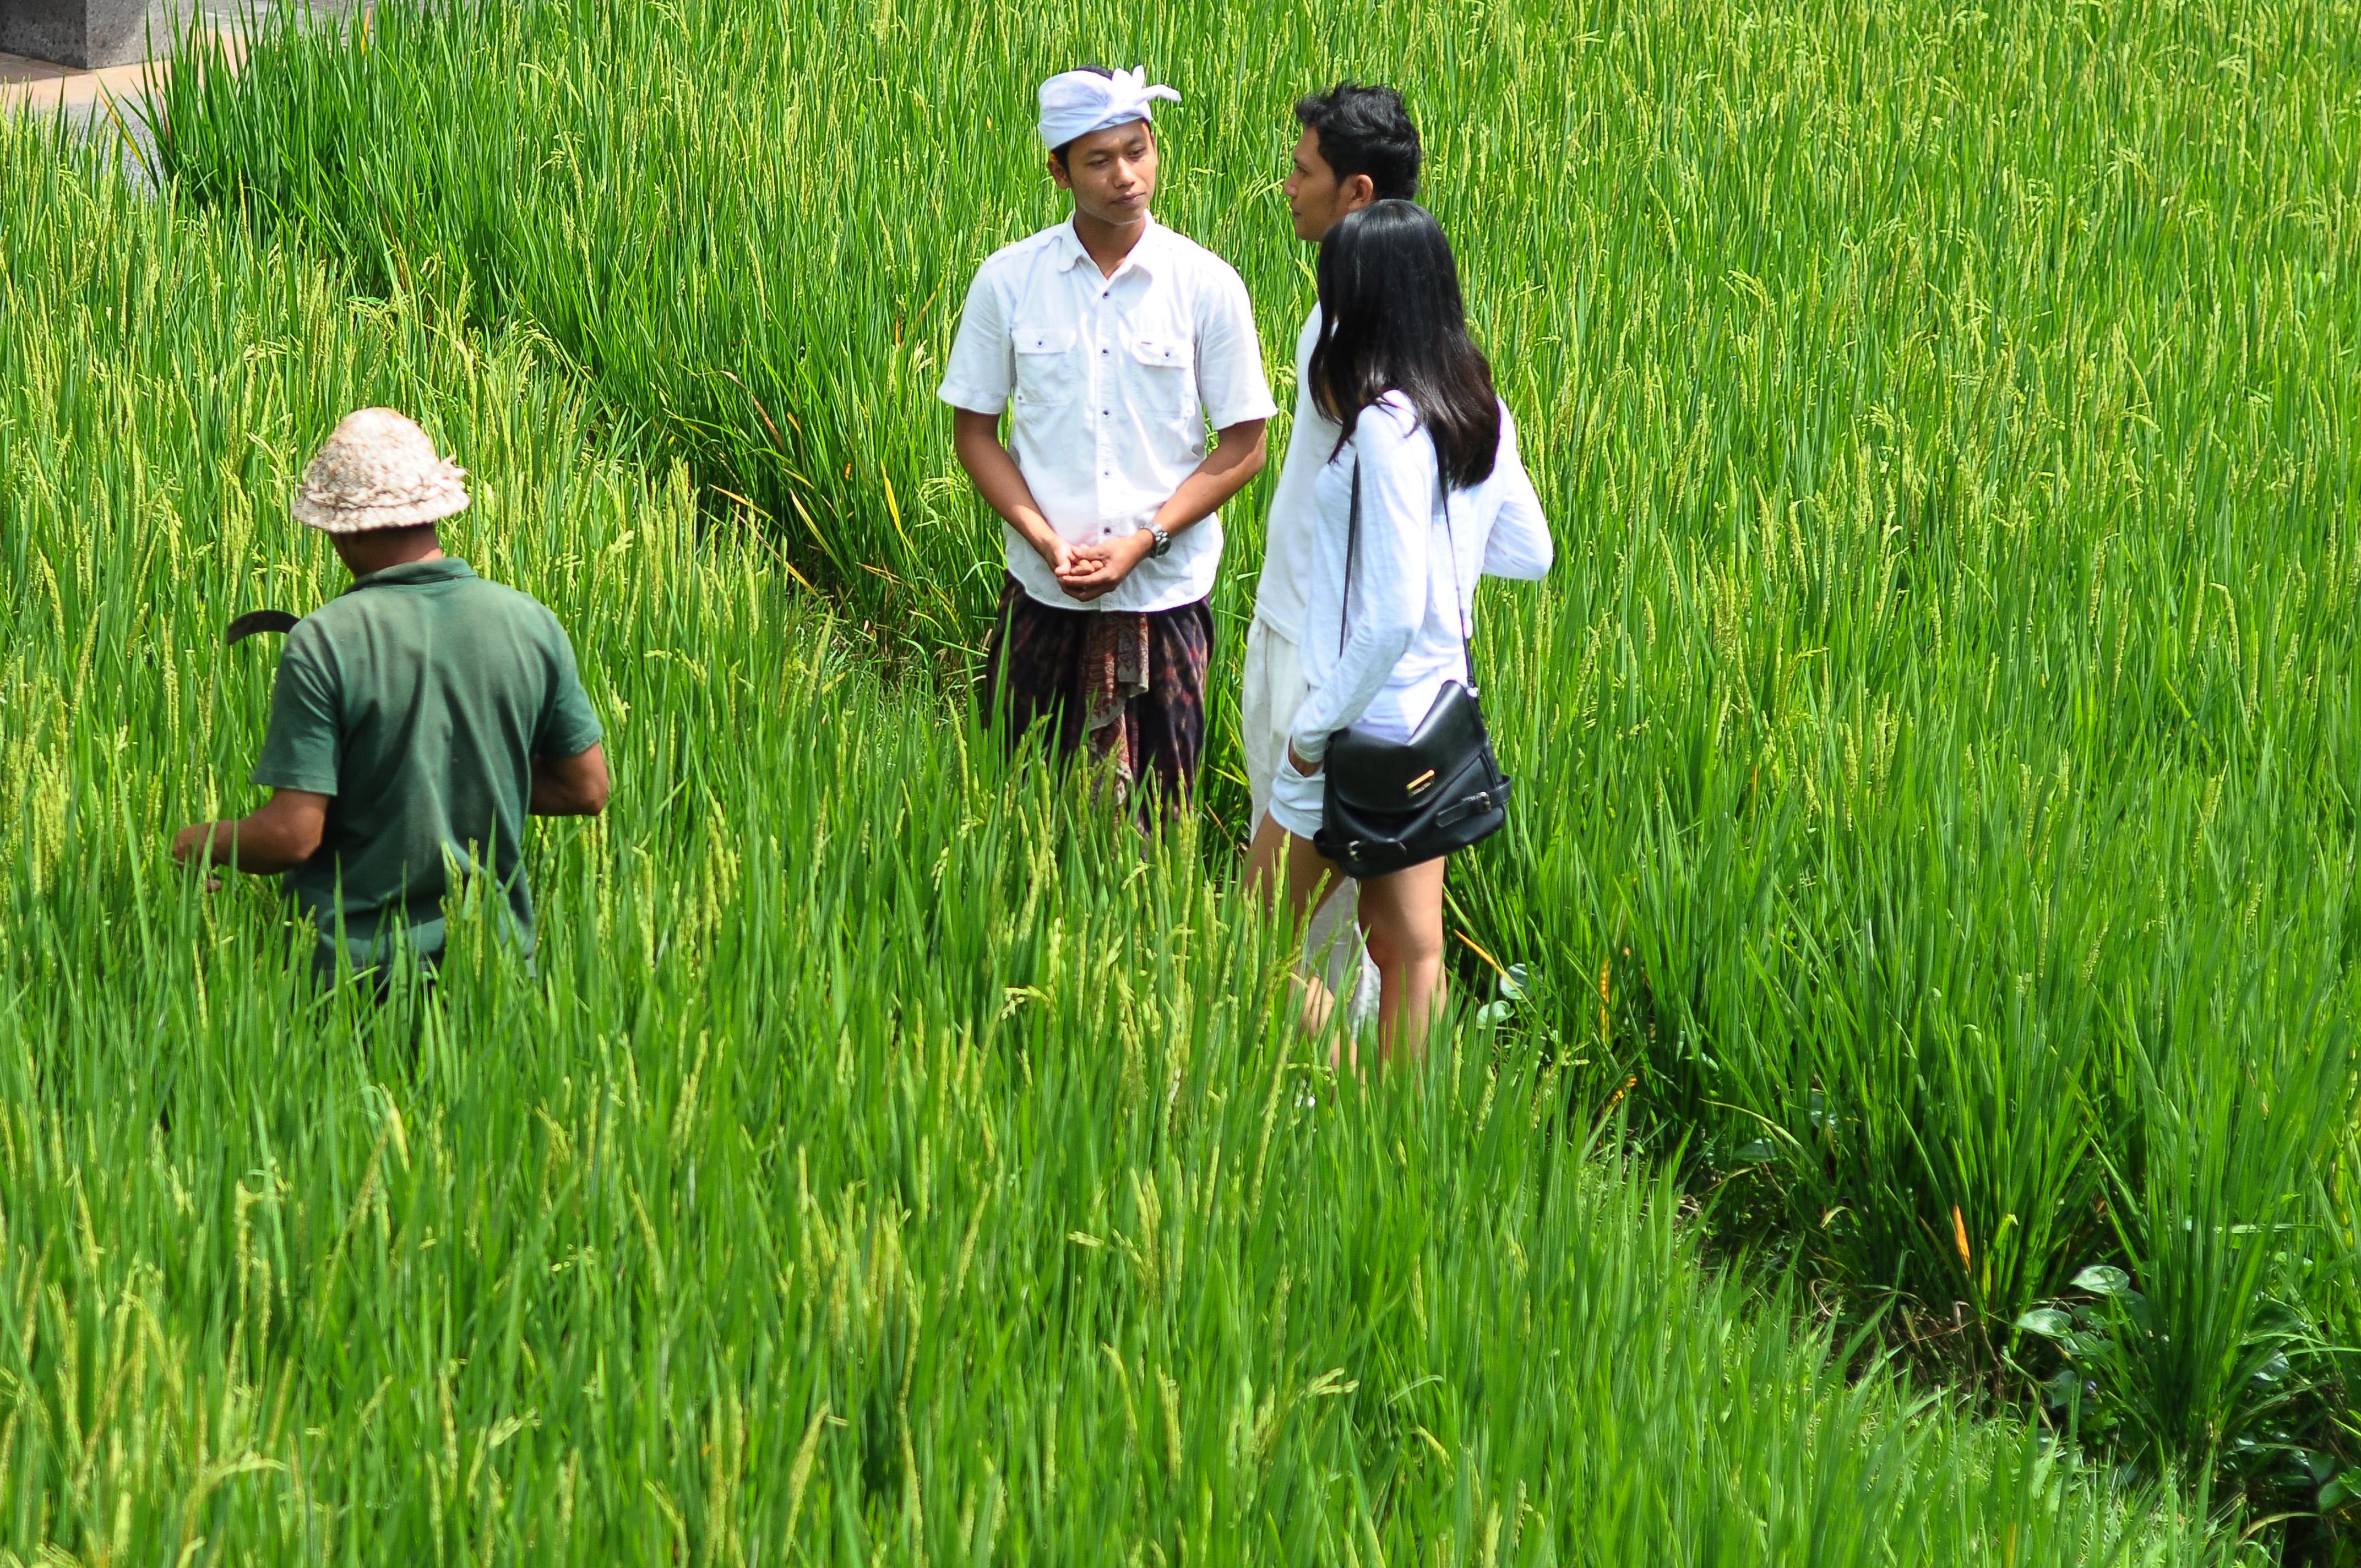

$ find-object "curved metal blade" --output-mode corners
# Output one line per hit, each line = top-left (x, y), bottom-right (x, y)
(225, 609), (302, 646)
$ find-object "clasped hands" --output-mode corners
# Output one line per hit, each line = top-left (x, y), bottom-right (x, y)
(1038, 519), (1160, 604)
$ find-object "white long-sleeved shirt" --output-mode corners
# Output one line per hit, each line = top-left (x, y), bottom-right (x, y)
(1288, 393), (1553, 762)
(1248, 305), (1340, 642)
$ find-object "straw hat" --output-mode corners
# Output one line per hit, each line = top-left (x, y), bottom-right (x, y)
(291, 408), (471, 533)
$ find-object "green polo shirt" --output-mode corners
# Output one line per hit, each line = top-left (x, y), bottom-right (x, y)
(252, 557), (602, 970)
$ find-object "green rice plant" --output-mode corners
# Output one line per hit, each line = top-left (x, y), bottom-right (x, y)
(2310, 1132), (2361, 1540)
(0, 124), (2254, 1564)
(2007, 875), (2357, 1490)
(130, 0), (2361, 1535)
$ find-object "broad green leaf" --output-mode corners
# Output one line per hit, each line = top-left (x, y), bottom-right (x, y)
(2016, 1308), (2075, 1340)
(2070, 1266), (2133, 1297)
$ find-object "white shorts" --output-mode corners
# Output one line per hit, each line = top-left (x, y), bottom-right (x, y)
(1244, 618), (1327, 837)
(1242, 619), (1379, 1023)
(1240, 617), (1297, 827)
(1267, 753), (1326, 841)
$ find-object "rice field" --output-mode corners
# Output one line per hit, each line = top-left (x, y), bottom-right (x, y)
(0, 121), (2243, 1564)
(0, 0), (2353, 1556)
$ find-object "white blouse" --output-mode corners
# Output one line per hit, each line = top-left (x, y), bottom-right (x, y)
(1288, 392), (1554, 762)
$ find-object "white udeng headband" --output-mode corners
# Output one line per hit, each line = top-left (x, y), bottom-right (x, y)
(1037, 66), (1179, 150)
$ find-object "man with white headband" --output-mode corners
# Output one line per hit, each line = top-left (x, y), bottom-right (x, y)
(940, 65), (1275, 822)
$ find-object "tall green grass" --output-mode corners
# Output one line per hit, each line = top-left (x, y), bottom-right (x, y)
(0, 126), (2245, 1562)
(153, 0), (2361, 1530)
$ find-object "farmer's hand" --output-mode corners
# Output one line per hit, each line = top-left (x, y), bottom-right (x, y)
(1287, 744), (1323, 777)
(171, 823), (226, 890)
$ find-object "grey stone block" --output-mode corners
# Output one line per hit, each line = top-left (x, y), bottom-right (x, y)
(0, 0), (172, 70)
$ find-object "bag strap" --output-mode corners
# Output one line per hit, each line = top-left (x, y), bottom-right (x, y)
(1340, 458), (1359, 656)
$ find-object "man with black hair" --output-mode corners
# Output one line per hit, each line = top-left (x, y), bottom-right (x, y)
(1242, 83), (1423, 1023)
(941, 66), (1274, 819)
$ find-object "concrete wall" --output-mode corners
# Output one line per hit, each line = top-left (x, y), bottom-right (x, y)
(0, 0), (172, 69)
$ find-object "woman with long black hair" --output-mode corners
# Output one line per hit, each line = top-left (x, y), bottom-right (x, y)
(1246, 200), (1554, 1063)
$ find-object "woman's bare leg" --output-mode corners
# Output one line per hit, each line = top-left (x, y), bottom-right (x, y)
(1244, 812), (1293, 905)
(1357, 855), (1449, 1064)
(1248, 814), (1357, 1061)
(1249, 813), (1372, 1026)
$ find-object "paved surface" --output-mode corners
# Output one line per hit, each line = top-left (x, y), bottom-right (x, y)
(3, 1), (367, 190)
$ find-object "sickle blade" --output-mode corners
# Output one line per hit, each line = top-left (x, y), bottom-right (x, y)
(225, 610), (302, 646)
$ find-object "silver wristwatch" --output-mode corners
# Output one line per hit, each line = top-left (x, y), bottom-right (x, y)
(1145, 524), (1172, 559)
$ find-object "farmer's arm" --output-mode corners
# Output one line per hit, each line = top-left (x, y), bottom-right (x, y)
(177, 622), (339, 873)
(531, 742), (610, 816)
(171, 789), (329, 874)
(1139, 261), (1279, 534)
(1152, 416), (1271, 539)
(528, 614), (610, 819)
(1143, 415), (1275, 538)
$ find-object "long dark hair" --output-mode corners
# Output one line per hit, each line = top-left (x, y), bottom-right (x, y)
(1309, 200), (1499, 489)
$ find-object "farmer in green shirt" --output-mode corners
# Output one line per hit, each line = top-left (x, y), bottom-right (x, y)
(171, 408), (610, 982)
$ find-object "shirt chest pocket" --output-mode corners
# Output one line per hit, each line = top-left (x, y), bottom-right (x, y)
(1127, 334), (1199, 424)
(1012, 325), (1079, 409)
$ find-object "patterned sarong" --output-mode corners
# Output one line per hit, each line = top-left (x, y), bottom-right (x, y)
(978, 573), (1211, 819)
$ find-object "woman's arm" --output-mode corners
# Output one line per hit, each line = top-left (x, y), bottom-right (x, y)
(1481, 410), (1555, 581)
(1287, 405), (1434, 766)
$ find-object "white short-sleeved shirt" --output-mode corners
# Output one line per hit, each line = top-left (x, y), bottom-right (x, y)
(1249, 305), (1341, 643)
(938, 216), (1277, 613)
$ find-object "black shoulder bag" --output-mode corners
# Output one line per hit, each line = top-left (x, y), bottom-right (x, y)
(1312, 461), (1513, 879)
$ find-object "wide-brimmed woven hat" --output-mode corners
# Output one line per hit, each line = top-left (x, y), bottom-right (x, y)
(291, 407), (470, 533)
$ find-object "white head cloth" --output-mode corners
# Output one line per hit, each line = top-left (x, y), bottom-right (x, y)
(1037, 66), (1180, 150)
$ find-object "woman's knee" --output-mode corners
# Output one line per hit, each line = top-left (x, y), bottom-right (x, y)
(1363, 908), (1443, 970)
(1361, 861), (1447, 969)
